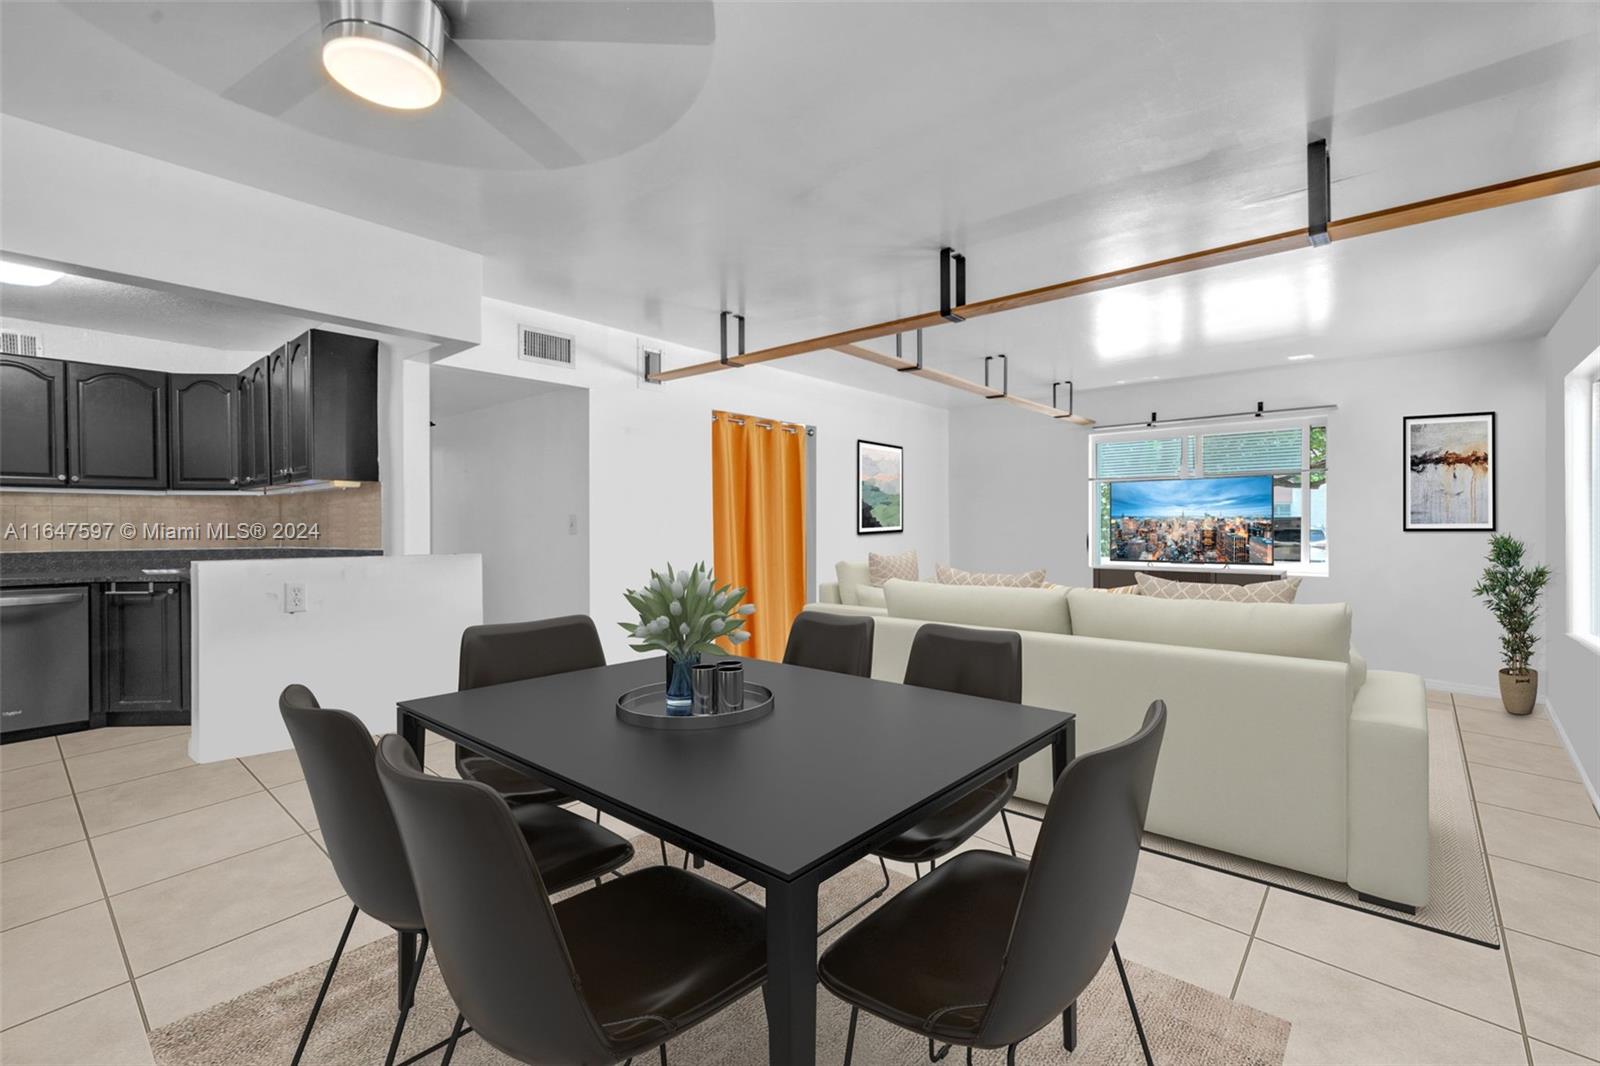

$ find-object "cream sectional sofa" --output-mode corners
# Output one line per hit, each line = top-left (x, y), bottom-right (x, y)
(811, 577), (1430, 909)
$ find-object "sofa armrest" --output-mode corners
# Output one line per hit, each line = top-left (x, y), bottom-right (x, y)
(817, 582), (843, 604)
(1347, 670), (1429, 908)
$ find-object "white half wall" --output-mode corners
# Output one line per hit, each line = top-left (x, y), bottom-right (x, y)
(190, 554), (482, 762)
(439, 299), (951, 660)
(1541, 265), (1600, 796)
(950, 341), (1547, 692)
(431, 385), (591, 624)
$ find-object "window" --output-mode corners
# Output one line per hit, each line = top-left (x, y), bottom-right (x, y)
(1090, 417), (1328, 571)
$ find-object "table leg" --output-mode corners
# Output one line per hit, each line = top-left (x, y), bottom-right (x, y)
(764, 874), (819, 1065)
(1050, 725), (1070, 782)
(396, 709), (426, 1010)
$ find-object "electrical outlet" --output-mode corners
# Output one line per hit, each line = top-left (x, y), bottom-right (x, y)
(284, 582), (307, 614)
(568, 513), (578, 535)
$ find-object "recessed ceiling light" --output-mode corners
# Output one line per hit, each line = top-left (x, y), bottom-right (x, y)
(1287, 353), (1315, 361)
(322, 4), (447, 111)
(0, 260), (64, 287)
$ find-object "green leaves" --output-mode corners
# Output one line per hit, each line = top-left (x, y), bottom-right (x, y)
(618, 560), (752, 660)
(1472, 534), (1551, 674)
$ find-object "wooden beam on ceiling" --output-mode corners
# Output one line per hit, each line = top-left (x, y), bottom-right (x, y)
(648, 158), (1600, 393)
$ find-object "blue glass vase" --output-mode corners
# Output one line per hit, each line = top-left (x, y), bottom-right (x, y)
(664, 653), (699, 714)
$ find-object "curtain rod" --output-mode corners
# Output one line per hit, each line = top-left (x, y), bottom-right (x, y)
(711, 414), (814, 435)
(1089, 402), (1337, 433)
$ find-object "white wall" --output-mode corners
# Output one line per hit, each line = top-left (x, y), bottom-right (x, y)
(0, 117), (482, 350)
(950, 341), (1547, 692)
(0, 316), (255, 374)
(438, 299), (951, 660)
(431, 386), (591, 624)
(1540, 266), (1600, 797)
(189, 554), (482, 761)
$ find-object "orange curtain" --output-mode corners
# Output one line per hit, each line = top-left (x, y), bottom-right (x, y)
(711, 411), (807, 661)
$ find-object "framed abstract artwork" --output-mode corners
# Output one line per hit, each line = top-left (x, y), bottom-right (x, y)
(857, 440), (903, 534)
(1403, 412), (1495, 531)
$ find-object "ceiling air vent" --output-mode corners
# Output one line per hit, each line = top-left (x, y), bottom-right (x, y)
(0, 331), (42, 357)
(518, 325), (574, 368)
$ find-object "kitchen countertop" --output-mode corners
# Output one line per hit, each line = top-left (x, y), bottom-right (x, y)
(0, 549), (383, 587)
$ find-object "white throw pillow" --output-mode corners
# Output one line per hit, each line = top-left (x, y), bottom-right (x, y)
(1134, 572), (1302, 604)
(835, 561), (871, 606)
(935, 564), (1047, 588)
(868, 549), (919, 586)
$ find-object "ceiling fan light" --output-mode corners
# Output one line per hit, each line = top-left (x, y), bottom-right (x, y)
(0, 260), (65, 287)
(322, 10), (445, 111)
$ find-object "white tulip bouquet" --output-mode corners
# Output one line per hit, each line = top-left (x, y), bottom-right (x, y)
(620, 561), (755, 662)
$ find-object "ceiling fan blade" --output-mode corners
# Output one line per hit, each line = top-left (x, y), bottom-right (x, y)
(441, 1), (714, 44)
(221, 23), (327, 115)
(444, 41), (584, 168)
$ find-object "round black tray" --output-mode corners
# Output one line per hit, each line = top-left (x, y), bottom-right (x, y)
(615, 681), (775, 730)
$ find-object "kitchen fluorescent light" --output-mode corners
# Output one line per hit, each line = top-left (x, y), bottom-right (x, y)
(1287, 353), (1316, 361)
(0, 261), (64, 286)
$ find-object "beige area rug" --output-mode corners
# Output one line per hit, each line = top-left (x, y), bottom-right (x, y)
(1134, 702), (1499, 946)
(152, 842), (1289, 1066)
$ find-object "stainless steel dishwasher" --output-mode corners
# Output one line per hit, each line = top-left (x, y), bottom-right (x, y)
(1, 586), (90, 737)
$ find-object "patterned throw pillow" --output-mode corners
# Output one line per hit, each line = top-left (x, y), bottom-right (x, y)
(867, 548), (919, 586)
(1102, 583), (1142, 595)
(935, 564), (1047, 588)
(1134, 572), (1302, 604)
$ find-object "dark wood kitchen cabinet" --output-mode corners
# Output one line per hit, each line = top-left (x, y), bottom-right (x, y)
(66, 362), (169, 489)
(237, 356), (272, 487)
(168, 374), (240, 489)
(0, 354), (69, 486)
(269, 330), (378, 484)
(101, 582), (187, 721)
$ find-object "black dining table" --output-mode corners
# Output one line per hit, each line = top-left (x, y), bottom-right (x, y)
(397, 655), (1074, 1065)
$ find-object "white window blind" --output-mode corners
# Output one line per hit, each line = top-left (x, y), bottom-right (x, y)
(1094, 437), (1184, 479)
(1201, 428), (1303, 473)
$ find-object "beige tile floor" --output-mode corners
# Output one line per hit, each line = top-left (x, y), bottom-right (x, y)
(0, 692), (1595, 1065)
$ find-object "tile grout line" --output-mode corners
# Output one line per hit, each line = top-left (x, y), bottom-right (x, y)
(1454, 696), (1535, 1066)
(62, 741), (212, 797)
(81, 780), (278, 842)
(57, 736), (154, 1035)
(134, 893), (354, 996)
(1474, 797), (1600, 830)
(0, 972), (133, 1036)
(239, 759), (321, 847)
(1464, 757), (1586, 786)
(1228, 887), (1268, 999)
(1504, 925), (1600, 959)
(1479, 850), (1600, 885)
(57, 728), (192, 762)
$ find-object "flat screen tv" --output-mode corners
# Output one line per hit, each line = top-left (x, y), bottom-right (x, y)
(1108, 475), (1275, 566)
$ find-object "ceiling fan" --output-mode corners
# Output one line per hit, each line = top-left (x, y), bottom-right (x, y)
(66, 0), (716, 170)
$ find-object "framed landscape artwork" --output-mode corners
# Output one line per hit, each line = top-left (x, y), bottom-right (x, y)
(857, 440), (904, 534)
(1403, 412), (1495, 531)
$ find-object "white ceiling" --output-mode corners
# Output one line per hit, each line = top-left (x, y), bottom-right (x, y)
(0, 272), (318, 350)
(2, 2), (1597, 403)
(429, 362), (575, 420)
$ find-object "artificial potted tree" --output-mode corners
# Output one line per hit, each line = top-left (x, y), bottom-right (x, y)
(1472, 534), (1551, 716)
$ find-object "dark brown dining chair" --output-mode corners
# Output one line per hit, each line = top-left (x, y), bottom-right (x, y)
(455, 615), (607, 806)
(874, 624), (1025, 874)
(782, 610), (875, 678)
(375, 734), (768, 1066)
(819, 701), (1167, 1066)
(279, 685), (634, 1066)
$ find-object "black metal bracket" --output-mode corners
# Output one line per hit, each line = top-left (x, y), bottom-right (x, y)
(642, 348), (662, 383)
(1308, 139), (1331, 247)
(983, 354), (1008, 398)
(1052, 380), (1074, 418)
(1254, 401), (1265, 418)
(894, 329), (925, 371)
(1148, 411), (1158, 427)
(720, 311), (745, 366)
(940, 247), (967, 322)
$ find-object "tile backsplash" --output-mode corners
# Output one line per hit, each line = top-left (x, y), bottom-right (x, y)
(0, 484), (382, 552)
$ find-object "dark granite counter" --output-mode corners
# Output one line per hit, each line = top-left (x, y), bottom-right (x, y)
(0, 549), (383, 587)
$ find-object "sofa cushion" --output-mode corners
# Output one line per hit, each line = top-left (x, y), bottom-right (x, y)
(1135, 572), (1302, 603)
(884, 579), (1072, 634)
(857, 585), (887, 609)
(1066, 588), (1351, 662)
(868, 549), (919, 586)
(835, 561), (871, 606)
(935, 564), (1047, 588)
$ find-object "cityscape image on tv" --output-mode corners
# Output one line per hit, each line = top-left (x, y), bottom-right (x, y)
(1109, 475), (1275, 565)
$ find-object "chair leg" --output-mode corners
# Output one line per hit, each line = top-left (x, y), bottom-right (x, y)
(384, 933), (430, 1066)
(1006, 1044), (1017, 1066)
(658, 1043), (668, 1065)
(290, 904), (357, 1066)
(818, 857), (892, 936)
(1113, 941), (1154, 1066)
(439, 1013), (466, 1066)
(660, 839), (670, 866)
(843, 1005), (859, 1065)
(928, 1036), (951, 1061)
(1000, 809), (1018, 857)
(1063, 1000), (1077, 1052)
